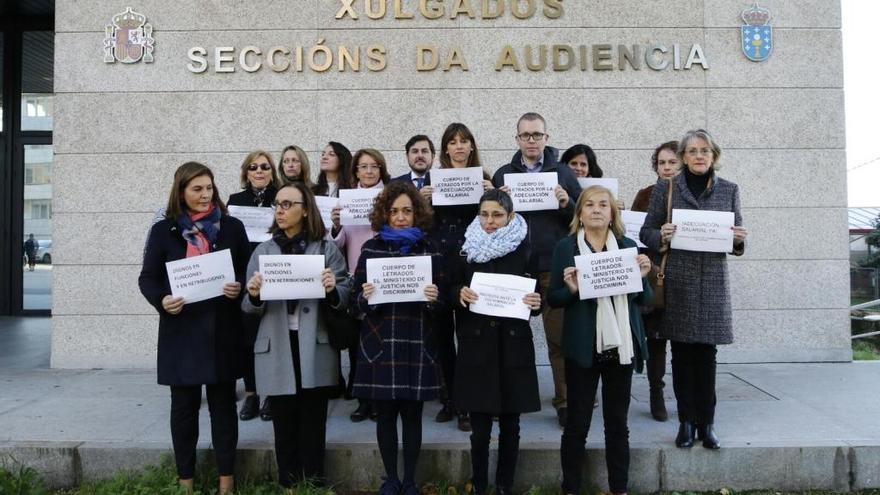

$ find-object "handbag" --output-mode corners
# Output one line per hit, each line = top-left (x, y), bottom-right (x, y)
(318, 241), (359, 351)
(649, 178), (674, 309)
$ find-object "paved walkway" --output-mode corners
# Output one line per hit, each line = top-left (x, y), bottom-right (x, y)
(1, 362), (880, 491)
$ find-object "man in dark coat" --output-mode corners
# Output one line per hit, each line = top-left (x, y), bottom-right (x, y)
(23, 234), (37, 271)
(491, 112), (581, 427)
(392, 134), (434, 192)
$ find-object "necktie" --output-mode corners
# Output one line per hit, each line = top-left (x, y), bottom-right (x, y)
(415, 177), (424, 189)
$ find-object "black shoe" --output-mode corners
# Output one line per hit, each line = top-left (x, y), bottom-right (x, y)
(457, 411), (472, 432)
(350, 401), (371, 422)
(378, 477), (402, 495)
(401, 481), (419, 495)
(649, 389), (668, 422)
(557, 407), (568, 428)
(697, 423), (721, 449)
(259, 397), (272, 421)
(435, 402), (454, 423)
(238, 394), (259, 421)
(675, 421), (696, 448)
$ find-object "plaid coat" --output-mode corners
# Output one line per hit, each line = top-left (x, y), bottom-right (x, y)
(640, 172), (745, 345)
(351, 235), (446, 401)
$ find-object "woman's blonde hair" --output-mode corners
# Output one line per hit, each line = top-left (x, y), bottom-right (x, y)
(279, 145), (313, 187)
(238, 150), (280, 189)
(569, 186), (624, 238)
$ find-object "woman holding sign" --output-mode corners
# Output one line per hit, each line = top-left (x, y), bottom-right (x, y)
(549, 185), (652, 495)
(452, 189), (541, 495)
(351, 181), (446, 495)
(228, 150), (281, 422)
(640, 129), (747, 450)
(242, 182), (351, 488)
(139, 162), (250, 495)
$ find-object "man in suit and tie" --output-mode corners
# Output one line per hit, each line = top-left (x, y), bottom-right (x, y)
(392, 135), (435, 202)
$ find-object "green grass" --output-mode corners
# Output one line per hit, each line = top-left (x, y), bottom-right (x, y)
(852, 340), (880, 360)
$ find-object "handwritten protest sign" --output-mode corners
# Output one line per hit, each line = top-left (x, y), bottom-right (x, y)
(314, 196), (338, 230)
(227, 205), (274, 243)
(366, 256), (431, 304)
(339, 188), (381, 226)
(670, 209), (735, 253)
(504, 172), (558, 211)
(573, 247), (643, 300)
(620, 210), (647, 248)
(258, 255), (325, 301)
(431, 167), (484, 206)
(166, 249), (235, 303)
(577, 178), (620, 199)
(468, 272), (536, 321)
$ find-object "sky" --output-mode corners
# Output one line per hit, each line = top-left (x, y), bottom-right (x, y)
(843, 0), (880, 207)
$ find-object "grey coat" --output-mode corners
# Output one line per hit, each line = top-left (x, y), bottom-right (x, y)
(640, 172), (745, 345)
(241, 238), (352, 396)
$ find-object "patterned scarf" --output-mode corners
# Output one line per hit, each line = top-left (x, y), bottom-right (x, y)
(273, 230), (309, 314)
(461, 213), (527, 263)
(378, 225), (423, 254)
(178, 204), (221, 258)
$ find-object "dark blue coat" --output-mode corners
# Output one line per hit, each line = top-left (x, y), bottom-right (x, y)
(139, 215), (251, 386)
(491, 147), (582, 273)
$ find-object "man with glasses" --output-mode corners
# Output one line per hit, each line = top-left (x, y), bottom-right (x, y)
(393, 135), (435, 203)
(492, 112), (581, 428)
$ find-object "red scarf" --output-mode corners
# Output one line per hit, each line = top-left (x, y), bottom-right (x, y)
(185, 205), (215, 258)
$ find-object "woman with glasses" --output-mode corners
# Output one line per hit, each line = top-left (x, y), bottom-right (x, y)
(351, 181), (446, 495)
(330, 148), (391, 422)
(139, 162), (250, 494)
(279, 145), (314, 188)
(242, 182), (351, 489)
(640, 129), (748, 450)
(228, 150), (281, 422)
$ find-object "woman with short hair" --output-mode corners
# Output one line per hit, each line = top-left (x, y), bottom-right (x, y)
(549, 185), (652, 495)
(351, 181), (446, 495)
(279, 145), (314, 188)
(640, 129), (748, 449)
(243, 182), (351, 488)
(139, 162), (250, 494)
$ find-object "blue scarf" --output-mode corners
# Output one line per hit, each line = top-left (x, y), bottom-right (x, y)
(378, 225), (424, 254)
(461, 213), (527, 263)
(177, 205), (221, 256)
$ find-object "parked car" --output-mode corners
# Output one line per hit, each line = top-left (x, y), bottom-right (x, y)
(36, 239), (52, 264)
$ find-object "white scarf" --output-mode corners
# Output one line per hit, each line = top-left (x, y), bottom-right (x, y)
(577, 228), (634, 365)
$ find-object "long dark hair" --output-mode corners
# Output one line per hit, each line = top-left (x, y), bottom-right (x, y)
(440, 123), (482, 169)
(313, 141), (353, 196)
(561, 144), (602, 178)
(165, 162), (227, 219)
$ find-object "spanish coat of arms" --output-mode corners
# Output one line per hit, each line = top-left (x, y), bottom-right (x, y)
(741, 3), (772, 62)
(103, 7), (154, 64)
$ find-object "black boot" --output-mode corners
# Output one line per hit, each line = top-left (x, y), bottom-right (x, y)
(238, 394), (260, 421)
(650, 388), (668, 422)
(696, 423), (721, 449)
(675, 421), (695, 448)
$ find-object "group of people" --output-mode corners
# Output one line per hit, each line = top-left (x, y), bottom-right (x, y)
(138, 112), (747, 495)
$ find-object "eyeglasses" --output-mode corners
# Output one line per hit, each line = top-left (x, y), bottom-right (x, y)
(517, 132), (546, 142)
(272, 200), (304, 211)
(357, 164), (380, 172)
(685, 148), (713, 157)
(282, 157), (301, 165)
(248, 163), (272, 171)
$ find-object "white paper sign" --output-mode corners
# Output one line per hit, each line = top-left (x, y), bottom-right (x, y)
(620, 210), (647, 248)
(670, 209), (735, 253)
(339, 188), (381, 226)
(468, 272), (536, 321)
(431, 167), (484, 206)
(258, 254), (325, 301)
(504, 172), (558, 212)
(366, 256), (432, 304)
(166, 249), (236, 304)
(227, 205), (274, 243)
(314, 196), (338, 230)
(574, 247), (643, 300)
(577, 177), (620, 199)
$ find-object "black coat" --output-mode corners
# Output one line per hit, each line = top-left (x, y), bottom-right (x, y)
(139, 215), (251, 386)
(451, 239), (541, 415)
(491, 147), (582, 273)
(227, 186), (277, 208)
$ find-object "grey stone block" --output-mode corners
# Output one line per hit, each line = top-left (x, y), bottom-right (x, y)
(660, 446), (850, 492)
(0, 442), (80, 489)
(853, 446), (880, 490)
(52, 265), (153, 315)
(77, 443), (170, 482)
(728, 259), (850, 310)
(51, 316), (158, 369)
(738, 207), (849, 261)
(704, 0), (841, 28)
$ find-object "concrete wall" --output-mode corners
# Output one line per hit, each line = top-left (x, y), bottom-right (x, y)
(51, 0), (850, 368)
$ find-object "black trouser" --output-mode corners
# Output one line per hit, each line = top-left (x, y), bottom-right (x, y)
(437, 309), (457, 402)
(470, 412), (520, 493)
(647, 337), (668, 392)
(241, 313), (260, 392)
(271, 333), (330, 487)
(670, 341), (717, 424)
(169, 381), (238, 479)
(561, 359), (633, 495)
(374, 399), (424, 485)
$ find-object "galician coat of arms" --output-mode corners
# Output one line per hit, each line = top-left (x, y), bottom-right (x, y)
(103, 7), (154, 64)
(741, 3), (772, 62)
